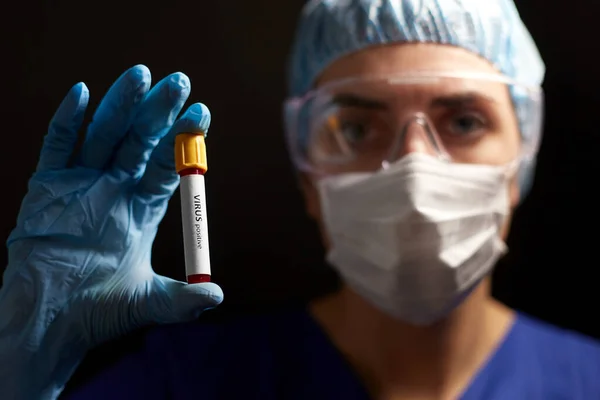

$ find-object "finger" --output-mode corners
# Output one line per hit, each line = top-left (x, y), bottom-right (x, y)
(143, 276), (223, 324)
(78, 65), (151, 169)
(136, 103), (211, 200)
(36, 83), (89, 172)
(111, 72), (190, 179)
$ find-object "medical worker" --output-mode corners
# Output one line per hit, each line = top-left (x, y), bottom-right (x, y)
(2, 0), (600, 399)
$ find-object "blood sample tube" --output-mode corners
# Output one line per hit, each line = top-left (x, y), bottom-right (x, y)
(175, 132), (211, 284)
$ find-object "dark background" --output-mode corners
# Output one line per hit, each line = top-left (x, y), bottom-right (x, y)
(1, 0), (599, 342)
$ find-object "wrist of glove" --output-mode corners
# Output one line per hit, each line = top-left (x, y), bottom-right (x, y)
(1, 255), (88, 400)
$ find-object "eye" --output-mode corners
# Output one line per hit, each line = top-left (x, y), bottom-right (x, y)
(339, 120), (370, 144)
(312, 107), (391, 163)
(446, 112), (488, 136)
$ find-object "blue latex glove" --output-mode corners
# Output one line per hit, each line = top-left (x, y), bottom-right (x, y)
(0, 65), (224, 400)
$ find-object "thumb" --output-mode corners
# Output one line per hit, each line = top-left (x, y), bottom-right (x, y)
(143, 275), (224, 324)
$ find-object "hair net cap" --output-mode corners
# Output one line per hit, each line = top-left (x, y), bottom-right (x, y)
(287, 0), (545, 97)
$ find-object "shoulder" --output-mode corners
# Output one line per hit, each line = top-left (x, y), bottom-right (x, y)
(513, 313), (600, 394)
(466, 312), (600, 400)
(514, 313), (600, 357)
(143, 306), (311, 361)
(63, 307), (312, 399)
(144, 305), (310, 348)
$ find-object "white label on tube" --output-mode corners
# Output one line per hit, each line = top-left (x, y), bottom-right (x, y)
(180, 174), (211, 277)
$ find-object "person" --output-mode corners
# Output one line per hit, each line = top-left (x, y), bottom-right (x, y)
(2, 0), (600, 399)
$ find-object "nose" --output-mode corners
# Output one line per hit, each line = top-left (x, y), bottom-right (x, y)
(391, 115), (446, 160)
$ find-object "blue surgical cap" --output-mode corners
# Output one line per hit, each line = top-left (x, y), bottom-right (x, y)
(287, 0), (545, 96)
(286, 0), (546, 195)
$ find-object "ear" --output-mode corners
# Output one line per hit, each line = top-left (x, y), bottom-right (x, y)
(298, 172), (332, 250)
(298, 173), (322, 220)
(500, 175), (520, 240)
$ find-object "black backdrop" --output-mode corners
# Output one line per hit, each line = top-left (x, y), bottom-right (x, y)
(1, 0), (599, 342)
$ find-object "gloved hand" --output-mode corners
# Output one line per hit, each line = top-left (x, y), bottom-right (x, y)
(0, 65), (224, 400)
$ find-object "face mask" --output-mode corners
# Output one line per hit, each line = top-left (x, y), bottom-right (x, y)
(317, 152), (516, 325)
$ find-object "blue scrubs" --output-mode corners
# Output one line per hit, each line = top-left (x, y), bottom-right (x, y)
(62, 309), (600, 399)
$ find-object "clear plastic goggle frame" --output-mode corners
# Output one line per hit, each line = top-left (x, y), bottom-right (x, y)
(283, 71), (544, 175)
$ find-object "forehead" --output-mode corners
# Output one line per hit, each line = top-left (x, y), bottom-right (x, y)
(316, 43), (502, 86)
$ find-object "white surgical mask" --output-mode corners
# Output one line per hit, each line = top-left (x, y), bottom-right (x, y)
(317, 152), (516, 325)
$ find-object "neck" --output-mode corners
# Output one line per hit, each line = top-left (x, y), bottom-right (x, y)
(309, 279), (515, 399)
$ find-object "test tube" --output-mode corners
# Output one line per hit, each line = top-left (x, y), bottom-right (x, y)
(175, 132), (211, 283)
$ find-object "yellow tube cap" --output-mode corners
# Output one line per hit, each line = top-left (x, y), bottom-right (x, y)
(175, 133), (208, 174)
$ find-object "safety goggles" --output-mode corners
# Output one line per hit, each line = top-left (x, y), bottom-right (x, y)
(283, 72), (544, 175)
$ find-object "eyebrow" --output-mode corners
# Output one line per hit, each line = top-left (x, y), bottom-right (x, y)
(329, 91), (497, 109)
(329, 94), (387, 109)
(430, 92), (497, 108)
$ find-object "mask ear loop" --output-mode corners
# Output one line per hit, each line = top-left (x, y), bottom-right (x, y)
(381, 112), (451, 170)
(503, 158), (521, 180)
